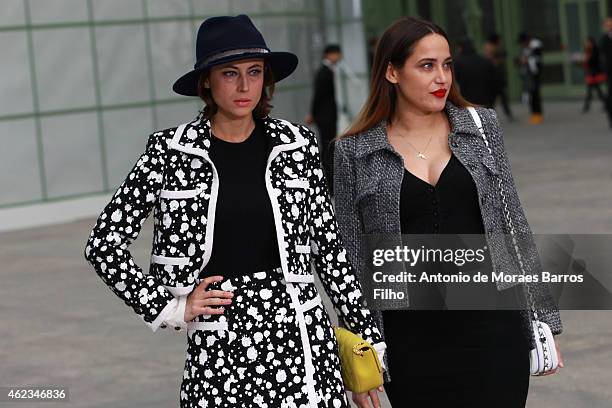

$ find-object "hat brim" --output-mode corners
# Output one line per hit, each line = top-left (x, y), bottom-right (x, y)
(172, 51), (298, 97)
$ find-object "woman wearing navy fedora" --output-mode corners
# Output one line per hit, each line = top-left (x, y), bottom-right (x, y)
(85, 14), (386, 408)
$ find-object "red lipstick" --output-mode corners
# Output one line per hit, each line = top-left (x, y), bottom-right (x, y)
(430, 89), (447, 98)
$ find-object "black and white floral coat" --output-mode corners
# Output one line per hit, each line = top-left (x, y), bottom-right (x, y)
(84, 114), (385, 353)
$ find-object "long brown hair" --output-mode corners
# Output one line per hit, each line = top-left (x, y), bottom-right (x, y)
(342, 16), (471, 138)
(197, 63), (275, 120)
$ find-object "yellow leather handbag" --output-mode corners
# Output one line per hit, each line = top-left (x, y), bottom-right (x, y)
(333, 327), (383, 393)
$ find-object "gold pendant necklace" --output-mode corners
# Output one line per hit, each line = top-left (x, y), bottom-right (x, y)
(402, 133), (434, 160)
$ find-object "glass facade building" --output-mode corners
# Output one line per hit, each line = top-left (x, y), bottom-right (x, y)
(0, 0), (606, 214)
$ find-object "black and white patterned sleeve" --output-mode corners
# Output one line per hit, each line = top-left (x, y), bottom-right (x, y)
(301, 126), (386, 354)
(84, 132), (178, 331)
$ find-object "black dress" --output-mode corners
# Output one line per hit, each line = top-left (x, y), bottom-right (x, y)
(382, 153), (531, 407)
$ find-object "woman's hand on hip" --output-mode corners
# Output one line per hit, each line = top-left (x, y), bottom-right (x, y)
(184, 276), (234, 321)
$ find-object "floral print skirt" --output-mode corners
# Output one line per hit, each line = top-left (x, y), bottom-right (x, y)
(180, 267), (350, 408)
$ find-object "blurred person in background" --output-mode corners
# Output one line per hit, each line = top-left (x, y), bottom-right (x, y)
(334, 16), (564, 407)
(483, 33), (515, 120)
(518, 31), (544, 124)
(600, 16), (612, 128)
(453, 38), (499, 108)
(578, 36), (607, 113)
(84, 15), (385, 408)
(306, 44), (342, 194)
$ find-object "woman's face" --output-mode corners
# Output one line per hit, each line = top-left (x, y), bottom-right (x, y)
(205, 58), (265, 119)
(385, 33), (452, 114)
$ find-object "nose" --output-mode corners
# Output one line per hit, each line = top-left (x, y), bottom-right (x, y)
(435, 65), (448, 84)
(238, 73), (249, 92)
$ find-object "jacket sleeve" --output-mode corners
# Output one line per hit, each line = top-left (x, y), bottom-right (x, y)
(484, 108), (563, 335)
(300, 126), (386, 356)
(84, 132), (181, 332)
(332, 138), (363, 299)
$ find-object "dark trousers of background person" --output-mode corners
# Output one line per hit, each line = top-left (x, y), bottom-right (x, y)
(498, 86), (515, 119)
(316, 121), (336, 194)
(529, 74), (542, 114)
(583, 82), (607, 112)
(606, 77), (612, 127)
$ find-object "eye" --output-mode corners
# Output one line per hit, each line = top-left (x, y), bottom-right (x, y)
(249, 68), (263, 76)
(421, 63), (433, 69)
(222, 71), (238, 77)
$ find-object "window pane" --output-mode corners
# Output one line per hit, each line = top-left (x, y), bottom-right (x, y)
(519, 0), (562, 51)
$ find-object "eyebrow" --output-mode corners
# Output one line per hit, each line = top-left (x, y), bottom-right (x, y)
(417, 57), (453, 63)
(222, 63), (264, 70)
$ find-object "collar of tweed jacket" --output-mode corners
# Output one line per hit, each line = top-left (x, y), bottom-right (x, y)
(354, 101), (484, 158)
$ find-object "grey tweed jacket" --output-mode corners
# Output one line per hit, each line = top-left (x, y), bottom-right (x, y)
(333, 101), (562, 380)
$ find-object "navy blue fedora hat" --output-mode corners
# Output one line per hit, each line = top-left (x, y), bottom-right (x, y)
(173, 14), (298, 96)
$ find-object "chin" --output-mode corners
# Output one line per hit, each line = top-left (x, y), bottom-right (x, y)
(431, 98), (447, 111)
(223, 106), (255, 119)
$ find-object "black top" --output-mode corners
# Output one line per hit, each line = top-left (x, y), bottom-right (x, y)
(383, 152), (527, 349)
(200, 120), (281, 279)
(399, 154), (485, 234)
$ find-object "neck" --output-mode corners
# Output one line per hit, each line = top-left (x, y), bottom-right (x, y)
(210, 111), (256, 142)
(390, 99), (447, 138)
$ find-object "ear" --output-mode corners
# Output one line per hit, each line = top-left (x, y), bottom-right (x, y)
(204, 80), (210, 89)
(385, 62), (399, 84)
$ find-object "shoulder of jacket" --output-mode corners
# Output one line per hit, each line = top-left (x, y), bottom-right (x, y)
(146, 125), (180, 152)
(471, 106), (506, 150)
(472, 106), (499, 128)
(334, 133), (357, 157)
(267, 117), (316, 140)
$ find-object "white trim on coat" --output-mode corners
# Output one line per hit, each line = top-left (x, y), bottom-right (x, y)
(294, 294), (322, 314)
(264, 121), (310, 285)
(285, 179), (310, 189)
(198, 152), (219, 272)
(286, 283), (319, 407)
(285, 273), (315, 283)
(159, 189), (200, 199)
(167, 123), (209, 157)
(295, 244), (311, 254)
(151, 254), (190, 266)
(187, 321), (229, 331)
(165, 121), (220, 278)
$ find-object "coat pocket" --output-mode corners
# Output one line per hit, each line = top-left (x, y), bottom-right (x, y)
(159, 187), (201, 199)
(285, 178), (310, 189)
(354, 186), (380, 233)
(151, 254), (195, 296)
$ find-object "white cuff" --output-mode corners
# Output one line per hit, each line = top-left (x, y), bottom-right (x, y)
(161, 295), (188, 331)
(372, 342), (387, 371)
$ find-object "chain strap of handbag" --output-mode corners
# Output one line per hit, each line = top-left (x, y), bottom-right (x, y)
(466, 107), (554, 374)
